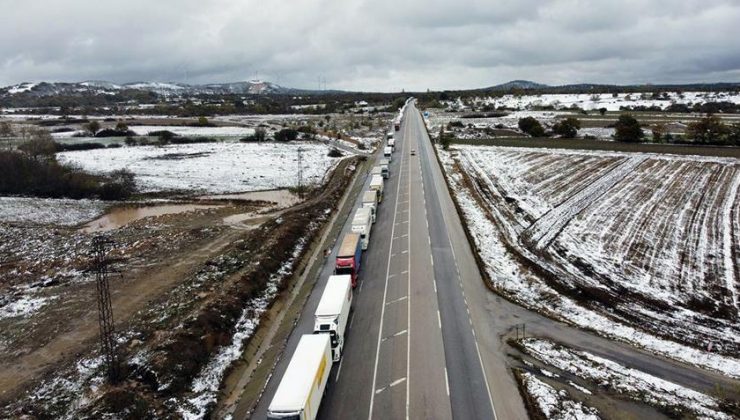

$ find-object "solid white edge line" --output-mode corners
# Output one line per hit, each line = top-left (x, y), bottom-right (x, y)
(444, 367), (450, 396)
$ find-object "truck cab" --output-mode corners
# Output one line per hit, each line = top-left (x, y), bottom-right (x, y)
(362, 190), (378, 223)
(383, 146), (393, 161)
(313, 275), (353, 362)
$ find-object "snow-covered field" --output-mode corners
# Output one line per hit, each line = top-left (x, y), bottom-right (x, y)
(126, 125), (255, 137)
(0, 197), (107, 226)
(448, 91), (740, 112)
(439, 145), (740, 378)
(58, 142), (340, 194)
(518, 371), (600, 420)
(519, 338), (735, 419)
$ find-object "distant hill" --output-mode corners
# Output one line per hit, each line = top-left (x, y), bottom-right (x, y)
(487, 80), (549, 90)
(0, 79), (312, 100)
(478, 80), (740, 94)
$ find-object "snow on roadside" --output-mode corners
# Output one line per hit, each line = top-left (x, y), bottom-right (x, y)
(519, 371), (600, 420)
(178, 237), (308, 419)
(58, 142), (339, 194)
(519, 338), (734, 419)
(25, 355), (105, 419)
(437, 147), (740, 379)
(0, 197), (107, 226)
(0, 295), (53, 321)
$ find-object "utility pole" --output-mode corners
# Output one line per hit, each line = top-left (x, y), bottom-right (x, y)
(92, 235), (120, 384)
(297, 146), (304, 199)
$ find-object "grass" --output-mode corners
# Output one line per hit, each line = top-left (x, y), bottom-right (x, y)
(450, 137), (740, 158)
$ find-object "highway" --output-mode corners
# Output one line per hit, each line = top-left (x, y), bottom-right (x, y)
(249, 102), (522, 420)
(247, 101), (740, 420)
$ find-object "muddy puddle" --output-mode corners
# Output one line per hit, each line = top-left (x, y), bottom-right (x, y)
(199, 189), (299, 207)
(199, 189), (301, 229)
(81, 204), (222, 233)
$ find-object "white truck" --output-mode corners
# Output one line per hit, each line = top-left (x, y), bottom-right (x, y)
(371, 165), (382, 178)
(383, 146), (393, 161)
(369, 175), (384, 203)
(313, 274), (353, 362)
(362, 190), (378, 223)
(388, 138), (395, 151)
(351, 207), (373, 250)
(267, 334), (332, 420)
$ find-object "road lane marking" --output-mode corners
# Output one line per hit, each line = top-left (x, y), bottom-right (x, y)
(349, 311), (355, 329)
(444, 368), (450, 396)
(386, 296), (408, 305)
(369, 112), (408, 420)
(390, 377), (407, 388)
(437, 310), (442, 329)
(336, 357), (344, 382)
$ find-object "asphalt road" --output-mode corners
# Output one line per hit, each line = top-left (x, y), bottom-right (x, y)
(245, 101), (739, 420)
(250, 103), (505, 420)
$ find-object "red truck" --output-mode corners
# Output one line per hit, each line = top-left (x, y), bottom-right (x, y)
(394, 120), (401, 131)
(335, 233), (362, 287)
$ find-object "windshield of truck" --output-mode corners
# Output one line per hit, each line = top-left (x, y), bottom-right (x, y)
(267, 413), (300, 420)
(335, 267), (353, 276)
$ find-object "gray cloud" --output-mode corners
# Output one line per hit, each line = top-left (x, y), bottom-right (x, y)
(0, 0), (738, 91)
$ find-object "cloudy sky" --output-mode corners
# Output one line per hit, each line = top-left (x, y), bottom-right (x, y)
(1, 0), (739, 91)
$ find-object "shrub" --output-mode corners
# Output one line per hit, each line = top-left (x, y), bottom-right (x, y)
(274, 128), (299, 142)
(0, 150), (135, 200)
(614, 114), (644, 143)
(447, 120), (464, 129)
(169, 136), (217, 144)
(55, 142), (106, 152)
(85, 120), (101, 135)
(95, 128), (137, 138)
(686, 115), (730, 144)
(552, 117), (581, 138)
(518, 117), (546, 137)
(18, 134), (56, 160)
(327, 148), (343, 157)
(240, 127), (267, 142)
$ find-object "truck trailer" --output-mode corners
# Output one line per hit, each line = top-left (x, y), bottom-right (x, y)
(335, 233), (362, 287)
(369, 175), (384, 203)
(351, 207), (373, 250)
(267, 334), (332, 420)
(362, 190), (378, 223)
(314, 275), (353, 362)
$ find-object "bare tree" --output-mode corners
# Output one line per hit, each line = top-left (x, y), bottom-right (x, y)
(0, 121), (13, 149)
(18, 128), (56, 160)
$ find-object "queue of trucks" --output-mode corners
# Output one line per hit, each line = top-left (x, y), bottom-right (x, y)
(267, 118), (400, 420)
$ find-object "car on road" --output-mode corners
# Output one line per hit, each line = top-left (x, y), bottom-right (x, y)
(410, 149), (416, 155)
